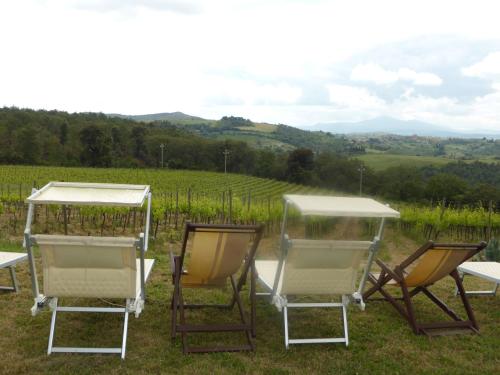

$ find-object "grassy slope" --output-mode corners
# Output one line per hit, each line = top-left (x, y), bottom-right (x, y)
(356, 153), (498, 171)
(355, 153), (452, 171)
(0, 165), (317, 199)
(0, 226), (499, 374)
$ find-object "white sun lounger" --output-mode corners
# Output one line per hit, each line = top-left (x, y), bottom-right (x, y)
(24, 182), (155, 359)
(457, 261), (500, 296)
(256, 194), (399, 349)
(0, 251), (27, 292)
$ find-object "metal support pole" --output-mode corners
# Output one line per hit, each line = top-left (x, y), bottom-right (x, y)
(24, 193), (41, 299)
(160, 144), (165, 168)
(62, 205), (68, 235)
(144, 191), (152, 251)
(358, 166), (365, 196)
(356, 217), (386, 306)
(139, 234), (146, 301)
(271, 200), (289, 301)
(223, 149), (230, 174)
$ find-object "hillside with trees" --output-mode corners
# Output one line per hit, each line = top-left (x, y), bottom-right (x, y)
(1, 107), (499, 207)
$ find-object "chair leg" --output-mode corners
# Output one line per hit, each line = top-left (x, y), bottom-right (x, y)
(283, 305), (289, 349)
(121, 299), (130, 360)
(452, 270), (478, 330)
(178, 287), (188, 354)
(342, 296), (349, 347)
(400, 282), (419, 334)
(171, 281), (180, 340)
(230, 276), (254, 351)
(9, 267), (19, 292)
(47, 298), (58, 355)
(363, 271), (392, 300)
(250, 260), (257, 338)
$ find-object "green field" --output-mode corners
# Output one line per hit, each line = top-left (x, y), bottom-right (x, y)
(0, 165), (315, 198)
(356, 153), (453, 171)
(0, 165), (329, 232)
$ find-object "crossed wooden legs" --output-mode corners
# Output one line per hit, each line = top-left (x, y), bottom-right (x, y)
(364, 268), (478, 336)
(171, 256), (256, 353)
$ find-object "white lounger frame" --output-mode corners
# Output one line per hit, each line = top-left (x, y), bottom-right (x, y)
(0, 253), (27, 292)
(284, 299), (350, 347)
(257, 196), (388, 348)
(23, 184), (153, 359)
(456, 262), (500, 296)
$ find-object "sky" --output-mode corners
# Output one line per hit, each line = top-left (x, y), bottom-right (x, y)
(1, 0), (500, 132)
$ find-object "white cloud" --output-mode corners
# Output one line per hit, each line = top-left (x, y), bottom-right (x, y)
(326, 84), (385, 108)
(351, 63), (442, 86)
(1, 1), (500, 132)
(204, 79), (302, 105)
(462, 51), (500, 79)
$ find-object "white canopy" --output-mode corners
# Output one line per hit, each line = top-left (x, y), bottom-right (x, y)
(26, 182), (150, 207)
(284, 194), (400, 218)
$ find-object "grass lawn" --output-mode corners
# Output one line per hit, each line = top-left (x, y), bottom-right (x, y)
(0, 227), (499, 374)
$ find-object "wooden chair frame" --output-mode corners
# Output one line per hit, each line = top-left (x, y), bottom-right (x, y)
(363, 241), (487, 336)
(170, 223), (264, 354)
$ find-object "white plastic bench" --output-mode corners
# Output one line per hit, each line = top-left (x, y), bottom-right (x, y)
(457, 261), (500, 296)
(0, 251), (27, 292)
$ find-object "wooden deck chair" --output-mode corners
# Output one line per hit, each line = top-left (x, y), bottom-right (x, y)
(170, 223), (264, 354)
(363, 241), (487, 336)
(31, 235), (155, 359)
(256, 238), (376, 348)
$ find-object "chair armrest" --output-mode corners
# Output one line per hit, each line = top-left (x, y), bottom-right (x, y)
(375, 259), (403, 283)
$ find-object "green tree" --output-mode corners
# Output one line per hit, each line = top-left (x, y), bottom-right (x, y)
(79, 125), (111, 167)
(131, 126), (147, 163)
(286, 148), (314, 184)
(59, 121), (68, 145)
(425, 173), (468, 202)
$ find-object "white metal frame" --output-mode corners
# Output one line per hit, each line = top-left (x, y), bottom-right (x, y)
(23, 182), (153, 359)
(0, 253), (27, 292)
(47, 298), (131, 359)
(257, 195), (397, 349)
(271, 197), (389, 310)
(456, 262), (500, 297)
(282, 297), (350, 348)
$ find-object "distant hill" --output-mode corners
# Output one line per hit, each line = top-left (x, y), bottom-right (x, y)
(108, 112), (500, 157)
(305, 116), (500, 138)
(109, 111), (210, 123)
(108, 113), (360, 154)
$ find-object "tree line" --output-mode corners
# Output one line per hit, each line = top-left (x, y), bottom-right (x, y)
(0, 107), (498, 206)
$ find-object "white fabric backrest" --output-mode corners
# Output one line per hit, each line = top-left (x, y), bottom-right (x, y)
(33, 235), (137, 298)
(281, 239), (372, 295)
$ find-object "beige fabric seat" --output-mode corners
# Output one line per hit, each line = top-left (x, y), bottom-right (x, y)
(256, 239), (374, 348)
(35, 235), (138, 298)
(171, 223), (264, 354)
(180, 229), (253, 288)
